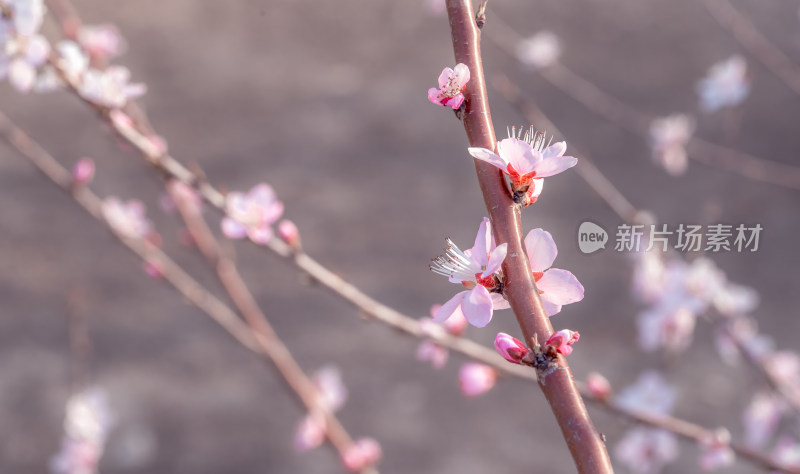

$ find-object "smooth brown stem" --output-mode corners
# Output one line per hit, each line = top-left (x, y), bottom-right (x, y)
(445, 1), (612, 471)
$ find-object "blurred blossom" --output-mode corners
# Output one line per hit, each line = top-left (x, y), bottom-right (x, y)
(9, 0), (46, 37)
(648, 114), (694, 176)
(712, 282), (758, 317)
(277, 219), (301, 249)
(430, 217), (508, 328)
(221, 183), (284, 245)
(586, 372), (611, 399)
(615, 428), (679, 474)
(713, 319), (773, 365)
(56, 41), (89, 84)
(458, 363), (497, 397)
(102, 197), (152, 240)
(696, 55), (750, 113)
(78, 24), (126, 60)
(293, 415), (325, 452)
(699, 429), (735, 471)
(50, 387), (114, 474)
(427, 63), (469, 110)
(3, 33), (50, 93)
(313, 365), (348, 413)
(524, 228), (584, 316)
(743, 392), (785, 448)
(416, 340), (449, 369)
(637, 303), (696, 354)
(631, 252), (666, 304)
(764, 351), (800, 390)
(516, 31), (561, 69)
(342, 437), (382, 472)
(545, 329), (580, 356)
(618, 371), (676, 416)
(79, 66), (146, 108)
(71, 158), (95, 185)
(773, 437), (800, 469)
(143, 260), (163, 279)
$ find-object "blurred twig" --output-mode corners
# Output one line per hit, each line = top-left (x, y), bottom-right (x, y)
(484, 14), (800, 191)
(703, 0), (800, 97)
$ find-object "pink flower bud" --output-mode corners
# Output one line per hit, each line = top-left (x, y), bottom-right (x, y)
(109, 109), (133, 130)
(143, 261), (163, 279)
(293, 415), (325, 453)
(71, 158), (95, 185)
(586, 372), (611, 399)
(493, 332), (530, 364)
(342, 437), (382, 472)
(545, 329), (580, 356)
(458, 363), (497, 397)
(277, 219), (301, 249)
(416, 340), (448, 369)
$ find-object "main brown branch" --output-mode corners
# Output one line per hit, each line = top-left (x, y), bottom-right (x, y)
(444, 1), (612, 471)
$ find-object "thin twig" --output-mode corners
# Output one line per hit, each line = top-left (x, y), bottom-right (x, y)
(483, 14), (800, 191)
(703, 0), (800, 97)
(0, 112), (377, 474)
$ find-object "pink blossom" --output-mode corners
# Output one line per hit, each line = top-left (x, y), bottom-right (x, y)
(4, 34), (50, 93)
(712, 282), (758, 316)
(648, 114), (694, 176)
(79, 66), (146, 108)
(78, 24), (126, 60)
(765, 351), (800, 389)
(545, 329), (580, 356)
(416, 340), (449, 369)
(586, 372), (611, 399)
(102, 197), (151, 240)
(221, 183), (284, 245)
(50, 386), (114, 474)
(523, 228), (584, 316)
(743, 392), (786, 448)
(494, 332), (530, 364)
(615, 427), (679, 474)
(342, 437), (382, 472)
(426, 304), (468, 337)
(427, 63), (470, 110)
(699, 429), (735, 471)
(458, 363), (497, 397)
(469, 131), (577, 205)
(637, 303), (696, 354)
(293, 415), (325, 452)
(143, 261), (163, 279)
(56, 40), (89, 84)
(618, 371), (676, 416)
(773, 437), (800, 469)
(313, 365), (347, 412)
(71, 158), (95, 185)
(430, 217), (508, 328)
(277, 219), (301, 249)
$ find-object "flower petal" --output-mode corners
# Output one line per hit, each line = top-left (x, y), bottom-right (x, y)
(221, 217), (248, 239)
(471, 217), (492, 267)
(538, 268), (585, 306)
(541, 299), (562, 317)
(524, 228), (557, 272)
(462, 285), (494, 328)
(428, 87), (444, 106)
(532, 155), (578, 178)
(248, 223), (274, 245)
(468, 147), (508, 170)
(490, 293), (511, 310)
(497, 138), (540, 175)
(445, 93), (464, 110)
(437, 67), (454, 89)
(483, 242), (507, 277)
(433, 291), (467, 323)
(452, 63), (470, 88)
(542, 141), (567, 159)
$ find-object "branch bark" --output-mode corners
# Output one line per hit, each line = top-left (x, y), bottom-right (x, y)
(444, 1), (613, 471)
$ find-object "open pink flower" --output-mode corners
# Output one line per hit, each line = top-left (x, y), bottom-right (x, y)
(221, 183), (284, 245)
(699, 429), (735, 471)
(524, 228), (584, 316)
(458, 363), (497, 397)
(102, 197), (151, 240)
(494, 332), (530, 364)
(545, 329), (580, 356)
(430, 217), (508, 328)
(615, 427), (679, 474)
(469, 131), (577, 205)
(427, 63), (470, 110)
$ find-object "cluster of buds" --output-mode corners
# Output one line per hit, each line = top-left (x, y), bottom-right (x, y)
(493, 329), (581, 368)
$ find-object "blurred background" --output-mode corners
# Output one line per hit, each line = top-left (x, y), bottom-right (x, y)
(1, 0), (799, 472)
